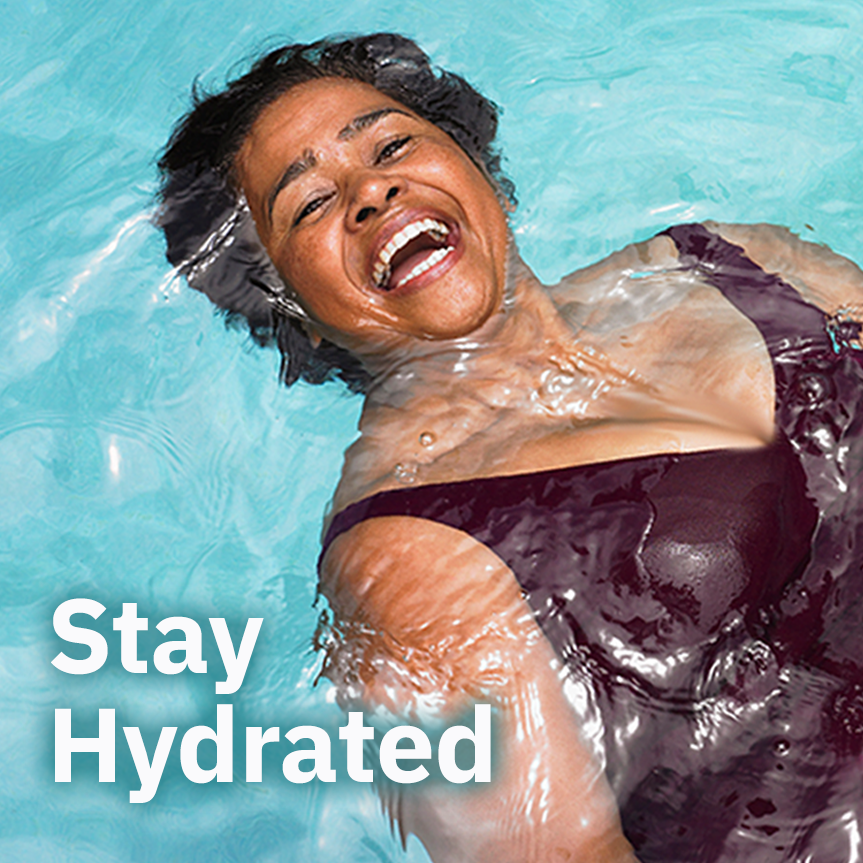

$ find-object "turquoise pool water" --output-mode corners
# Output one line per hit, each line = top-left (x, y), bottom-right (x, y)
(3, 1), (863, 860)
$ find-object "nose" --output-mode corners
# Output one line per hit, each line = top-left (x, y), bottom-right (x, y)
(347, 173), (403, 228)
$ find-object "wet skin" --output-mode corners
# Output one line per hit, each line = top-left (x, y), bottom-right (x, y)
(236, 78), (510, 360)
(235, 78), (640, 861)
(233, 77), (863, 863)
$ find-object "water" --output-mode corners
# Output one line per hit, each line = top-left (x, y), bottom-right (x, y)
(3, 1), (863, 860)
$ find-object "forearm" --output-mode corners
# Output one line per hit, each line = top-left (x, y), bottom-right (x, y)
(394, 649), (636, 863)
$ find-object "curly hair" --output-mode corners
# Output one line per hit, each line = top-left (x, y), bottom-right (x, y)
(157, 33), (514, 392)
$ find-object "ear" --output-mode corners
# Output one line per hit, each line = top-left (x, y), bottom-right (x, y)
(304, 322), (323, 349)
(492, 183), (516, 215)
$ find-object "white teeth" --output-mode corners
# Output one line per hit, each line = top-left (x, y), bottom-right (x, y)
(394, 245), (453, 289)
(372, 218), (451, 287)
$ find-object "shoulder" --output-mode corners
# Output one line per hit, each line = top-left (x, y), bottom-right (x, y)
(704, 221), (863, 314)
(551, 231), (681, 307)
(556, 221), (863, 321)
(318, 514), (548, 720)
(320, 516), (526, 648)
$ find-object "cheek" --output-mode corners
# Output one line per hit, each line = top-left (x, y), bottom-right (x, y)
(430, 158), (490, 210)
(437, 159), (509, 259)
(280, 232), (347, 312)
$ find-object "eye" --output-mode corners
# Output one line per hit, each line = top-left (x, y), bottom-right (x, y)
(375, 136), (412, 164)
(293, 193), (333, 226)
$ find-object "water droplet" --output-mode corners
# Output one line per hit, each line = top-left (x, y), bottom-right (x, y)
(773, 738), (790, 756)
(394, 462), (418, 484)
(419, 431), (435, 447)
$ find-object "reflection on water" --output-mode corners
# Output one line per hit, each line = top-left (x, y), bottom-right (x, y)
(2, 1), (863, 861)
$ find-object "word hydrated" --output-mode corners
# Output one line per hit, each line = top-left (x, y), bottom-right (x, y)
(56, 704), (491, 801)
(51, 599), (492, 802)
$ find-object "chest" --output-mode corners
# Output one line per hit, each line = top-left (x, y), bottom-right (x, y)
(343, 282), (778, 508)
(485, 444), (817, 672)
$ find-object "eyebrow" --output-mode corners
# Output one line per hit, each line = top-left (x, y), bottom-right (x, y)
(267, 148), (317, 223)
(337, 107), (412, 140)
(265, 107), (413, 223)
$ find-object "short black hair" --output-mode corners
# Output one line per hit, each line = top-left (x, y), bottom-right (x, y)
(157, 33), (513, 392)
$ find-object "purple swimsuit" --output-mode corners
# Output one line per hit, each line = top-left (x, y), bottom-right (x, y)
(322, 224), (863, 862)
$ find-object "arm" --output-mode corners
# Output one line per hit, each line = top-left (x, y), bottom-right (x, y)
(320, 516), (636, 863)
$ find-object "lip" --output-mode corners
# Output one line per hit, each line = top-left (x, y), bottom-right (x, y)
(365, 207), (463, 294)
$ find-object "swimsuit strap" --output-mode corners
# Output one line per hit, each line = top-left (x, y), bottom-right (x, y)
(662, 223), (830, 354)
(665, 224), (863, 461)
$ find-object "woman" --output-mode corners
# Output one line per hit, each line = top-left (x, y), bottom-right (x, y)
(159, 34), (863, 862)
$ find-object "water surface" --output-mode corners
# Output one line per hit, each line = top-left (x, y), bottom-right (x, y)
(2, 1), (863, 860)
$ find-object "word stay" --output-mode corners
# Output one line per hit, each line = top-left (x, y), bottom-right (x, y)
(52, 598), (261, 695)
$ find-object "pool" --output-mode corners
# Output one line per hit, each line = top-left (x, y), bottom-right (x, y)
(2, 0), (863, 860)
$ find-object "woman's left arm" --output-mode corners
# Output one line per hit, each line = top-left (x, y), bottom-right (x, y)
(707, 221), (863, 314)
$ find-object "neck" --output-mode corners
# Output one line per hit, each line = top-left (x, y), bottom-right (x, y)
(361, 244), (576, 406)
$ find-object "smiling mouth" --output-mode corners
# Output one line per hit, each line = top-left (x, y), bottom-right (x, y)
(371, 218), (456, 291)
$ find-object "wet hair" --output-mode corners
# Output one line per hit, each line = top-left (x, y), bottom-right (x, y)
(157, 33), (514, 392)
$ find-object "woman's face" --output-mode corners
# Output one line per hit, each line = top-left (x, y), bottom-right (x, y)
(235, 78), (510, 354)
